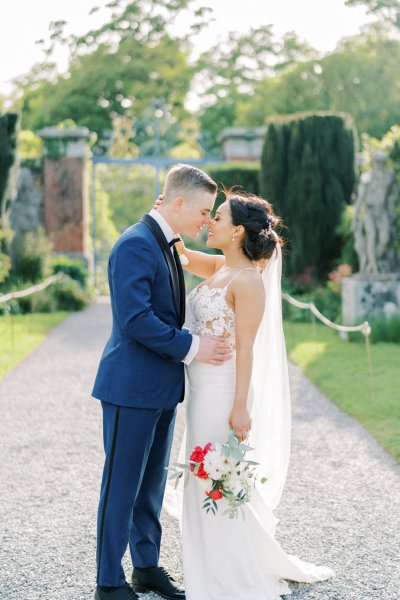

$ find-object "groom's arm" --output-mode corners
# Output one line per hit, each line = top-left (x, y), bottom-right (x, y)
(111, 236), (192, 364)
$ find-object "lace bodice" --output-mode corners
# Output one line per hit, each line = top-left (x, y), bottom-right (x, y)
(188, 284), (236, 348)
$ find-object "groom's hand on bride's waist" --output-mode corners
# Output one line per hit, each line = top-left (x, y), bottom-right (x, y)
(195, 335), (232, 365)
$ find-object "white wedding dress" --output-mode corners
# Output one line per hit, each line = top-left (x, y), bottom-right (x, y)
(165, 247), (334, 599)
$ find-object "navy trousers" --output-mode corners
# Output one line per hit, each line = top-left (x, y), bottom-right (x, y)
(96, 401), (177, 587)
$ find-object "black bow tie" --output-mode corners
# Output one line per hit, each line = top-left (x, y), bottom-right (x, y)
(168, 237), (181, 247)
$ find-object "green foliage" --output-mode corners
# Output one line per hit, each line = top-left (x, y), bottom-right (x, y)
(11, 229), (52, 283)
(261, 112), (356, 279)
(18, 130), (43, 160)
(282, 279), (343, 325)
(206, 162), (261, 204)
(51, 276), (91, 311)
(345, 0), (400, 27)
(19, 1), (199, 148)
(237, 26), (400, 140)
(52, 256), (88, 287)
(0, 228), (12, 285)
(16, 275), (91, 314)
(369, 315), (400, 343)
(94, 164), (156, 233)
(0, 251), (11, 285)
(197, 28), (316, 153)
(0, 113), (18, 230)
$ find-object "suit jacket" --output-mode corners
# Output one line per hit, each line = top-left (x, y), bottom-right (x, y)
(92, 215), (192, 409)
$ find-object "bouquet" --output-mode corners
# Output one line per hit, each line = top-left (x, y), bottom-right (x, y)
(168, 429), (267, 519)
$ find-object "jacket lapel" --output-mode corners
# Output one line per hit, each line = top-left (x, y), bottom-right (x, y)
(141, 214), (181, 323)
(172, 244), (186, 327)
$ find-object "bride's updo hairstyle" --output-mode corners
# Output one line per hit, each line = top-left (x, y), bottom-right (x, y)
(227, 192), (283, 261)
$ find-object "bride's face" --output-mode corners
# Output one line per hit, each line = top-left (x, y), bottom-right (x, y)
(207, 201), (236, 249)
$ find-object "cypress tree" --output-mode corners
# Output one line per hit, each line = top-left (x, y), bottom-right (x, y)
(0, 113), (18, 225)
(260, 112), (356, 279)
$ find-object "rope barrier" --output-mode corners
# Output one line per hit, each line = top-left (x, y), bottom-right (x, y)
(0, 273), (65, 305)
(282, 292), (371, 336)
(282, 291), (374, 401)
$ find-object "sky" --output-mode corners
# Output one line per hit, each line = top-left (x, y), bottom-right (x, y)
(0, 0), (374, 98)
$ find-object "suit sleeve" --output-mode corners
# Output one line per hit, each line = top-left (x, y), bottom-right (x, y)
(110, 236), (192, 364)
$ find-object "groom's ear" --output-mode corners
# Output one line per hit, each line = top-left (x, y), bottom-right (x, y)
(174, 196), (185, 210)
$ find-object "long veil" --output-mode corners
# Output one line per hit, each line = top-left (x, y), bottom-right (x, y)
(248, 243), (291, 510)
(163, 244), (291, 519)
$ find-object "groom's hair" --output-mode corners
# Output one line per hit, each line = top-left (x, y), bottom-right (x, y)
(164, 164), (217, 200)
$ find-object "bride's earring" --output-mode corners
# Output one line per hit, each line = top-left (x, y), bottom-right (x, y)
(232, 234), (236, 242)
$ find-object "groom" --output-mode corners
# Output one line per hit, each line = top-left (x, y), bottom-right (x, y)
(92, 164), (231, 600)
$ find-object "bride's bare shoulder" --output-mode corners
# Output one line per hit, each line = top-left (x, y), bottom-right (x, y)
(230, 268), (265, 298)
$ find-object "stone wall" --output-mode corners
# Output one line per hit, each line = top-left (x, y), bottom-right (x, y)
(219, 127), (266, 162)
(10, 161), (44, 238)
(44, 156), (89, 256)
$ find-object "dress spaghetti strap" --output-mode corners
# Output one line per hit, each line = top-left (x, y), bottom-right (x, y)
(223, 267), (259, 289)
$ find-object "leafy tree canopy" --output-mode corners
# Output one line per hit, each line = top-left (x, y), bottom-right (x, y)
(235, 24), (400, 138)
(17, 0), (210, 153)
(345, 0), (400, 27)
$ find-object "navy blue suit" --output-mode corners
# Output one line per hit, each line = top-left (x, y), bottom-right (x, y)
(92, 215), (192, 587)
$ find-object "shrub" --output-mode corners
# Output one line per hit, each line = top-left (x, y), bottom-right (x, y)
(52, 256), (88, 288)
(0, 249), (11, 286)
(51, 276), (91, 311)
(11, 228), (52, 282)
(206, 162), (261, 205)
(349, 314), (400, 344)
(15, 285), (58, 314)
(261, 112), (356, 280)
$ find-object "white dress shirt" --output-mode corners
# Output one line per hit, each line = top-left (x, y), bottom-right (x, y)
(149, 209), (199, 365)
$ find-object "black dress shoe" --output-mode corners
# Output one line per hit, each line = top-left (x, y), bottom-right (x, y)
(132, 566), (185, 599)
(94, 582), (139, 599)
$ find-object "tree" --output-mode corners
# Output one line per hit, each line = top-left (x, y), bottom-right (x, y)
(0, 113), (18, 285)
(345, 0), (400, 27)
(195, 28), (316, 153)
(0, 113), (18, 227)
(17, 1), (210, 151)
(260, 112), (356, 280)
(237, 25), (400, 138)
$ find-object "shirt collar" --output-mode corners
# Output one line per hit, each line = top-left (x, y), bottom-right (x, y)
(149, 208), (175, 244)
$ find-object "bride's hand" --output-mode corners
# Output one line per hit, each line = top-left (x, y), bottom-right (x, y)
(153, 194), (164, 210)
(229, 406), (252, 442)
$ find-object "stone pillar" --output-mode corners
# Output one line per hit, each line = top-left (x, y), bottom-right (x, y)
(219, 127), (267, 162)
(37, 127), (91, 262)
(342, 274), (400, 323)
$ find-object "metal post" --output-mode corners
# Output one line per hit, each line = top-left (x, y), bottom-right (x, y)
(91, 161), (97, 290)
(155, 164), (161, 199)
(10, 308), (15, 349)
(364, 332), (375, 402)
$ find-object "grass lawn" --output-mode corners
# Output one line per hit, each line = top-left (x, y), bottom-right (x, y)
(284, 321), (400, 461)
(0, 312), (68, 381)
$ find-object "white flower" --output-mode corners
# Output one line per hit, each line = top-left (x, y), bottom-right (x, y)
(203, 450), (230, 481)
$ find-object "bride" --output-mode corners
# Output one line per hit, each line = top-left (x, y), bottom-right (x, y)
(167, 191), (334, 599)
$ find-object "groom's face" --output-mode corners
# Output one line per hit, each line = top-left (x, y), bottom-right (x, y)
(175, 189), (216, 238)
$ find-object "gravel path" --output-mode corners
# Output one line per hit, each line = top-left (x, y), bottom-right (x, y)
(0, 302), (399, 600)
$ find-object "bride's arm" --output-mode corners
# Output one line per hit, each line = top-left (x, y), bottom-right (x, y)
(229, 271), (265, 441)
(175, 238), (226, 278)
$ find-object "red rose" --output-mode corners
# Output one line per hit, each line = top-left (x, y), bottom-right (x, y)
(196, 463), (209, 479)
(207, 489), (223, 501)
(190, 446), (205, 464)
(203, 442), (213, 455)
